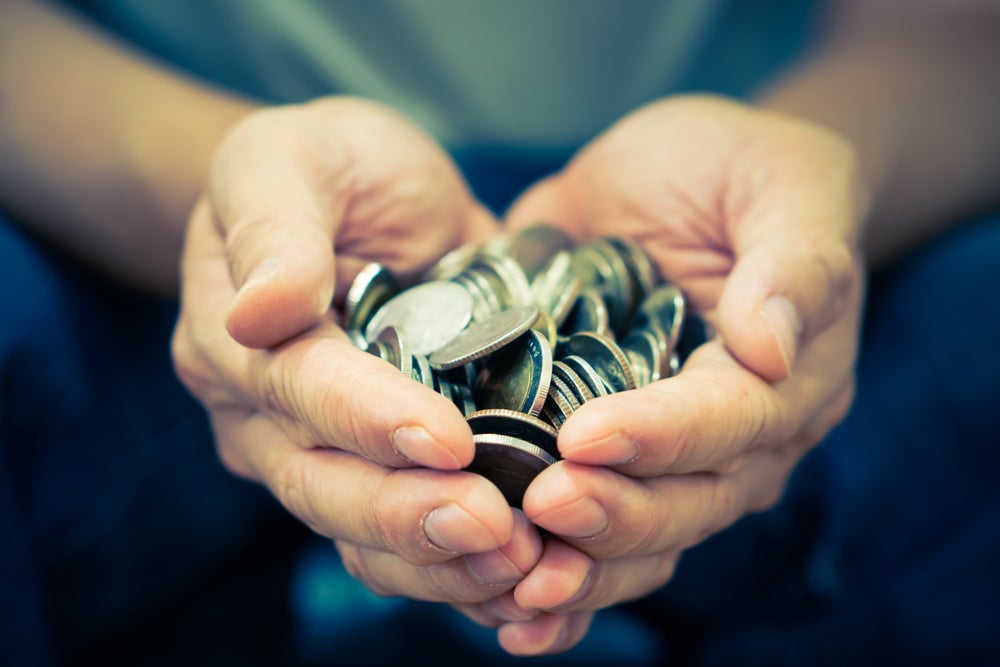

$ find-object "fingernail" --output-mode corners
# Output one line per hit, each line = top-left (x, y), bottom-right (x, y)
(532, 497), (608, 539)
(465, 550), (524, 586)
(761, 295), (801, 374)
(392, 426), (462, 469)
(424, 504), (499, 553)
(560, 431), (637, 465)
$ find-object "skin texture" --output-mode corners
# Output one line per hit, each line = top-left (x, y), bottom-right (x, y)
(341, 97), (867, 655)
(3, 0), (1000, 659)
(172, 98), (539, 598)
(501, 98), (864, 653)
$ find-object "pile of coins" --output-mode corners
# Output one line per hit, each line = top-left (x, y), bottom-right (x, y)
(342, 225), (710, 506)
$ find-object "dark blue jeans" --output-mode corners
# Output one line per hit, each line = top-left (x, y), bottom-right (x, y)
(2, 207), (999, 666)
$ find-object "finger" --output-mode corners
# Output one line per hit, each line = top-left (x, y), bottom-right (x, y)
(523, 456), (794, 560)
(255, 333), (478, 469)
(453, 590), (540, 628)
(718, 128), (864, 382)
(211, 107), (343, 348)
(556, 340), (792, 474)
(497, 611), (594, 657)
(336, 510), (541, 603)
(214, 411), (512, 563)
(514, 539), (678, 615)
(181, 200), (479, 470)
(173, 199), (255, 405)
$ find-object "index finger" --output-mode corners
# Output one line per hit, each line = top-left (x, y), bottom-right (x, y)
(181, 198), (477, 470)
(255, 333), (479, 469)
(555, 340), (792, 475)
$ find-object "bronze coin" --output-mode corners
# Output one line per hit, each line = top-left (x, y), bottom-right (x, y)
(465, 433), (556, 508)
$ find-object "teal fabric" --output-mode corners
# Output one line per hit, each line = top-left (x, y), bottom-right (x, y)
(67, 0), (819, 150)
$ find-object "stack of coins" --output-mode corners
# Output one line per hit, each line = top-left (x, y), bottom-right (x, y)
(343, 225), (712, 506)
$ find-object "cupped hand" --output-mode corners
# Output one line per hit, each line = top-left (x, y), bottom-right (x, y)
(171, 97), (534, 606)
(493, 95), (868, 654)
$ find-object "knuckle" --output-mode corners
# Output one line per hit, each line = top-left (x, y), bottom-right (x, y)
(367, 471), (440, 565)
(800, 379), (856, 447)
(274, 459), (324, 536)
(422, 565), (495, 604)
(337, 543), (395, 598)
(815, 239), (858, 297)
(169, 317), (217, 400)
(750, 485), (786, 513)
(653, 552), (679, 585)
(211, 425), (255, 480)
(616, 486), (674, 557)
(698, 475), (742, 542)
(255, 349), (299, 414)
(337, 542), (366, 580)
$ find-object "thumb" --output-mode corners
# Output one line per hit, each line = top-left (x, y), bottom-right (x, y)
(210, 109), (341, 349)
(716, 230), (859, 384)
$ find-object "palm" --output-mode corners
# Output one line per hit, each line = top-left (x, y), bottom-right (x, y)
(491, 97), (868, 649)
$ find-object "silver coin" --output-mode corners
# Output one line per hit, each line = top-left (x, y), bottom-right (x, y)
(374, 326), (412, 377)
(532, 309), (559, 350)
(621, 328), (665, 384)
(606, 237), (658, 307)
(422, 242), (480, 282)
(548, 371), (582, 412)
(435, 375), (456, 404)
(428, 305), (540, 370)
(461, 269), (505, 318)
(466, 408), (559, 458)
(365, 280), (474, 356)
(588, 238), (637, 334)
(540, 403), (567, 430)
(560, 288), (611, 338)
(411, 353), (435, 389)
(505, 224), (575, 281)
(531, 251), (582, 327)
(365, 339), (391, 363)
(474, 329), (552, 417)
(452, 273), (496, 323)
(552, 361), (595, 405)
(453, 383), (478, 416)
(624, 348), (652, 388)
(558, 331), (636, 393)
(481, 232), (514, 258)
(636, 284), (686, 350)
(560, 354), (610, 398)
(669, 351), (681, 376)
(466, 433), (556, 508)
(469, 253), (533, 308)
(344, 327), (369, 350)
(344, 262), (399, 333)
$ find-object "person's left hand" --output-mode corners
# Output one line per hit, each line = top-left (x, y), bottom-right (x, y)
(472, 95), (868, 655)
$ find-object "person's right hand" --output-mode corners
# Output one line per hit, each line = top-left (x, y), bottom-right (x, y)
(171, 97), (542, 607)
